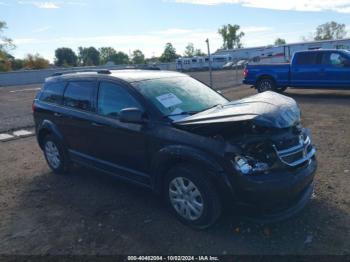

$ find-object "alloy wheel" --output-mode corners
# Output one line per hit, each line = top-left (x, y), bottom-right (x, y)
(45, 141), (61, 169)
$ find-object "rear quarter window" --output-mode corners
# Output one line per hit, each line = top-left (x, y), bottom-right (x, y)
(63, 81), (96, 112)
(40, 81), (66, 104)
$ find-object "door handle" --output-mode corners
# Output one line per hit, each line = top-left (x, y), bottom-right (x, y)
(54, 112), (62, 117)
(91, 122), (105, 127)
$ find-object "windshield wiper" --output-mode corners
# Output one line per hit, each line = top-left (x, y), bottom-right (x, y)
(164, 111), (199, 118)
(201, 104), (223, 112)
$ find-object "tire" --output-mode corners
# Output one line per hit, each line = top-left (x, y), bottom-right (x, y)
(164, 164), (222, 229)
(256, 77), (276, 93)
(43, 135), (70, 175)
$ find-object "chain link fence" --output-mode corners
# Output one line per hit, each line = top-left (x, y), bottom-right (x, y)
(188, 67), (244, 90)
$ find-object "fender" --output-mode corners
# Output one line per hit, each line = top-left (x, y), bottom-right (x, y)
(150, 144), (232, 194)
(37, 119), (65, 149)
(256, 70), (278, 83)
(255, 69), (289, 87)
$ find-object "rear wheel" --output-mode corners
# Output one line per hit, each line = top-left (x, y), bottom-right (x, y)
(256, 77), (276, 92)
(43, 135), (70, 175)
(165, 164), (222, 229)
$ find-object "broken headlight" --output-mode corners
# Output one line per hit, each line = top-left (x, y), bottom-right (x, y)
(233, 156), (270, 175)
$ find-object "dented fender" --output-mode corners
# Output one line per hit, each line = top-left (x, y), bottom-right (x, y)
(150, 144), (234, 193)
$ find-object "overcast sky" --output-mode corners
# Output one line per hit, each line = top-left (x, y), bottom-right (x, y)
(1, 0), (350, 62)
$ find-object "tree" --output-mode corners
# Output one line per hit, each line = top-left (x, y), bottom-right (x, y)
(0, 51), (12, 71)
(184, 43), (195, 57)
(23, 54), (50, 69)
(0, 21), (15, 52)
(0, 20), (15, 71)
(218, 24), (244, 49)
(145, 56), (160, 64)
(160, 43), (179, 62)
(274, 38), (286, 45)
(314, 21), (347, 41)
(111, 51), (129, 65)
(54, 47), (77, 67)
(78, 46), (100, 66)
(194, 48), (206, 56)
(11, 58), (25, 70)
(131, 49), (145, 64)
(99, 47), (117, 65)
(183, 43), (206, 57)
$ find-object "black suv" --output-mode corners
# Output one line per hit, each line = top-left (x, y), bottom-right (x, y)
(33, 69), (317, 228)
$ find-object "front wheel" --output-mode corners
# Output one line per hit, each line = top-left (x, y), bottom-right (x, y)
(165, 164), (222, 229)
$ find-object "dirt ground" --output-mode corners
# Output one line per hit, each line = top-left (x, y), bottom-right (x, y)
(0, 74), (349, 255)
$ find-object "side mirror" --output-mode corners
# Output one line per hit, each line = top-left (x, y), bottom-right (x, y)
(119, 108), (145, 124)
(343, 60), (350, 67)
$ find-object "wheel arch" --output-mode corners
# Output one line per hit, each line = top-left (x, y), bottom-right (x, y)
(37, 120), (65, 150)
(150, 145), (231, 196)
(256, 74), (277, 85)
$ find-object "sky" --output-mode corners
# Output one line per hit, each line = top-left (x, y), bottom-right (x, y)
(1, 0), (350, 62)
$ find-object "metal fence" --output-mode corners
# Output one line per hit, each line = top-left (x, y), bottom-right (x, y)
(0, 63), (176, 86)
(0, 63), (243, 89)
(188, 68), (244, 90)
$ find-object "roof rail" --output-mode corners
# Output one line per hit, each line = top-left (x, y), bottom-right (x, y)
(51, 69), (111, 77)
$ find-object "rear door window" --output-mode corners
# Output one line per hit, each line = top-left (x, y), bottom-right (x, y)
(63, 81), (96, 112)
(295, 53), (321, 65)
(97, 81), (141, 118)
(40, 81), (66, 104)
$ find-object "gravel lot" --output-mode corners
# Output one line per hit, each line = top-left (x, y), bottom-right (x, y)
(0, 71), (349, 255)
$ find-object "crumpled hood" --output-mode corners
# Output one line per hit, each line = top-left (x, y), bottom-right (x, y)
(174, 91), (300, 128)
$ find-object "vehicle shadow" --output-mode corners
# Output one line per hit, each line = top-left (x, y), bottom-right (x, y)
(285, 89), (350, 101)
(4, 166), (350, 255)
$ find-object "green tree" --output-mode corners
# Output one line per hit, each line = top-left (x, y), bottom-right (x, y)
(218, 24), (244, 49)
(131, 49), (145, 64)
(54, 47), (77, 67)
(194, 48), (206, 56)
(314, 21), (347, 40)
(78, 46), (100, 66)
(23, 54), (50, 69)
(274, 38), (286, 45)
(0, 20), (15, 71)
(184, 43), (205, 57)
(0, 51), (12, 71)
(11, 58), (25, 70)
(111, 51), (129, 65)
(145, 56), (159, 63)
(160, 43), (179, 62)
(99, 47), (117, 65)
(0, 21), (15, 52)
(184, 43), (195, 57)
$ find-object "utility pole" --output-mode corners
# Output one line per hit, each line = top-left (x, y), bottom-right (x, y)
(205, 38), (213, 88)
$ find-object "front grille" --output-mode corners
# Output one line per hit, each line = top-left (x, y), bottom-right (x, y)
(273, 135), (316, 167)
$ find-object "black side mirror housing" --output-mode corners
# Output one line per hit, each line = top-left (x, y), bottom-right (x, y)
(119, 108), (145, 124)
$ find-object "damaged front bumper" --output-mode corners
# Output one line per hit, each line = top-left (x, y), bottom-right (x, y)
(231, 155), (317, 223)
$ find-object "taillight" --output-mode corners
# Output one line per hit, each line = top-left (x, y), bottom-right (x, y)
(243, 68), (249, 78)
(32, 103), (36, 112)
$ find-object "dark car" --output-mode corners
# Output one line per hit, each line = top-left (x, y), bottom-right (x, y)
(33, 69), (317, 228)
